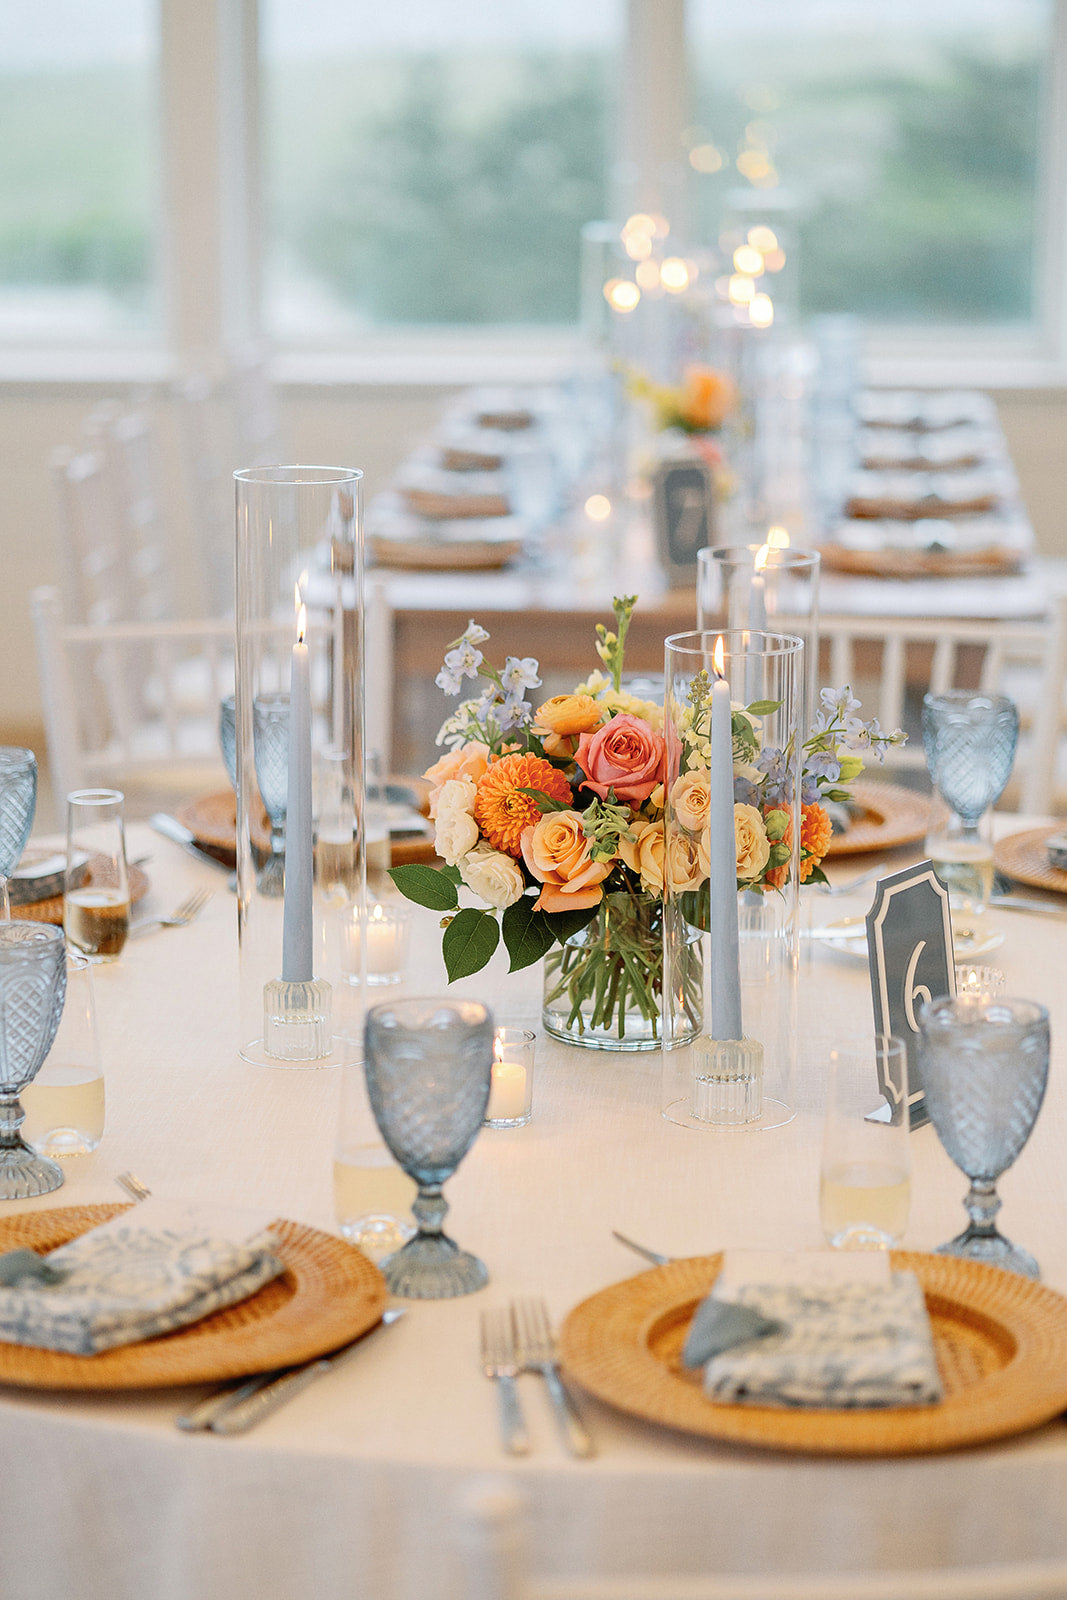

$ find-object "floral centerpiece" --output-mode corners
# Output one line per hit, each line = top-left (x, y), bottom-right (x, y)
(389, 598), (903, 1049)
(622, 362), (737, 477)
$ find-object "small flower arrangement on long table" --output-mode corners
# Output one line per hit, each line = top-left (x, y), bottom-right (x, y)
(389, 598), (903, 1044)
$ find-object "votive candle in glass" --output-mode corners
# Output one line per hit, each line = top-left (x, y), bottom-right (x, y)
(485, 1028), (535, 1128)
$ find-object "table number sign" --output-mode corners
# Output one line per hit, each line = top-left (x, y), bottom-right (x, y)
(652, 460), (717, 586)
(865, 861), (956, 1129)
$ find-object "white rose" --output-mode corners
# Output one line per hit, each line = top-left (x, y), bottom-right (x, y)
(458, 841), (526, 909)
(433, 776), (480, 863)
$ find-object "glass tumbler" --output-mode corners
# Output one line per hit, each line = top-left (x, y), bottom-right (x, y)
(820, 1034), (910, 1249)
(64, 790), (130, 963)
(21, 951), (104, 1156)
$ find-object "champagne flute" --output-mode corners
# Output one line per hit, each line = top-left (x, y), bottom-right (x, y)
(0, 748), (37, 920)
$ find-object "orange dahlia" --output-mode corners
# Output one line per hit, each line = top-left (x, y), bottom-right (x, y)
(800, 802), (833, 881)
(473, 753), (573, 858)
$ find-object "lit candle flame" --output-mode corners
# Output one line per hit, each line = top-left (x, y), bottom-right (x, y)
(713, 635), (726, 680)
(755, 543), (770, 572)
(296, 602), (307, 646)
(767, 526), (790, 548)
(494, 1033), (506, 1064)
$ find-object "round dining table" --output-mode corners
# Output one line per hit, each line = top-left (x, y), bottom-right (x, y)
(2, 816), (1067, 1600)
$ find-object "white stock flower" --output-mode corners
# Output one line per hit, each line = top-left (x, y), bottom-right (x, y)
(458, 841), (526, 909)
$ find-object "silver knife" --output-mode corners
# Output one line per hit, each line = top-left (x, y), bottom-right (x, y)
(186, 1309), (405, 1437)
(149, 814), (235, 877)
(989, 894), (1067, 918)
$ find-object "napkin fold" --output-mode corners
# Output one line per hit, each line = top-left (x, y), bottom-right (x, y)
(687, 1273), (943, 1410)
(0, 1208), (285, 1355)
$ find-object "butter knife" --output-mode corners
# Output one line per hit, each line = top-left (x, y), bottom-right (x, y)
(149, 813), (234, 877)
(177, 1308), (404, 1436)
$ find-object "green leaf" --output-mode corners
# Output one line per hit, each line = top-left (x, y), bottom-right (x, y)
(744, 698), (783, 715)
(517, 787), (572, 813)
(442, 907), (500, 981)
(438, 862), (463, 885)
(806, 864), (829, 885)
(387, 863), (459, 911)
(550, 904), (600, 945)
(501, 897), (558, 971)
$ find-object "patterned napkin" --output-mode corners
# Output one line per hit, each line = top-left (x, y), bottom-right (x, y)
(683, 1254), (943, 1410)
(0, 1201), (285, 1355)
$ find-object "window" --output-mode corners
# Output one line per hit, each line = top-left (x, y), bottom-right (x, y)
(261, 0), (619, 339)
(0, 0), (160, 343)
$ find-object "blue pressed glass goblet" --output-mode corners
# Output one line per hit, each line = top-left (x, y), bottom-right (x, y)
(921, 692), (1018, 922)
(0, 748), (37, 920)
(918, 995), (1048, 1277)
(364, 997), (493, 1298)
(0, 922), (67, 1198)
(252, 694), (289, 897)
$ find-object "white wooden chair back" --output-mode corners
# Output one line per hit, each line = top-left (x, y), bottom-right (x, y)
(48, 446), (133, 626)
(169, 374), (235, 614)
(87, 406), (175, 624)
(819, 612), (1059, 812)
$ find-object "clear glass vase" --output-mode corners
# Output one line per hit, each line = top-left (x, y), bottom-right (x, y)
(541, 889), (700, 1052)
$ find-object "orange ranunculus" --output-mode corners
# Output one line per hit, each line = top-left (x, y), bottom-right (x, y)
(681, 365), (736, 431)
(531, 693), (606, 759)
(520, 811), (613, 912)
(576, 714), (666, 806)
(800, 802), (833, 881)
(473, 752), (572, 858)
(423, 741), (492, 817)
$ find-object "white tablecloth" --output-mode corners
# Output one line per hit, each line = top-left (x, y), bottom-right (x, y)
(3, 821), (1067, 1600)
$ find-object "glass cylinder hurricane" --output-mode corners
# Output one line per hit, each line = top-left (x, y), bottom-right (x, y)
(697, 545), (819, 731)
(662, 629), (802, 1131)
(234, 467), (365, 1067)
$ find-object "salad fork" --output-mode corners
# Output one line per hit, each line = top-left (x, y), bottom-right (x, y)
(513, 1297), (594, 1458)
(130, 888), (213, 938)
(480, 1307), (530, 1455)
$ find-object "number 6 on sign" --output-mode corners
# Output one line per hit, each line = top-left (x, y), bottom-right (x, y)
(865, 864), (957, 1129)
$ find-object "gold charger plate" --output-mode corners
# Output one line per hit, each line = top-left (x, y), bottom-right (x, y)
(823, 779), (931, 858)
(994, 827), (1067, 895)
(10, 859), (149, 925)
(0, 1205), (387, 1390)
(178, 790), (437, 868)
(817, 543), (1021, 579)
(560, 1252), (1067, 1457)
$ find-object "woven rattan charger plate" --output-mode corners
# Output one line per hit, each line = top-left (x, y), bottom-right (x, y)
(994, 827), (1067, 896)
(9, 860), (149, 926)
(559, 1252), (1067, 1456)
(178, 789), (437, 869)
(824, 779), (931, 859)
(0, 1205), (387, 1389)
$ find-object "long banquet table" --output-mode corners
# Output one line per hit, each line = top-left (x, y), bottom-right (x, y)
(3, 818), (1067, 1600)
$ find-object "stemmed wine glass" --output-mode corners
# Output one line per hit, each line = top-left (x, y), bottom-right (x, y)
(363, 997), (493, 1298)
(917, 994), (1049, 1277)
(252, 694), (289, 896)
(0, 922), (68, 1198)
(0, 748), (37, 919)
(921, 691), (1018, 928)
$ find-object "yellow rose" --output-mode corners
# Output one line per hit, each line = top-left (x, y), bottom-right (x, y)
(734, 802), (770, 882)
(619, 819), (665, 894)
(670, 769), (711, 833)
(519, 810), (613, 912)
(666, 831), (705, 892)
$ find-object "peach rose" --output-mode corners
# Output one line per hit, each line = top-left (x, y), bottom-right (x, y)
(520, 811), (613, 912)
(532, 694), (605, 759)
(734, 803), (770, 882)
(619, 819), (665, 894)
(424, 741), (491, 817)
(576, 714), (666, 805)
(667, 831), (706, 892)
(670, 769), (711, 833)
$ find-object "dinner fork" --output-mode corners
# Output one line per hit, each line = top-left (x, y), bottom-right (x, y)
(114, 1171), (151, 1203)
(512, 1297), (594, 1458)
(129, 889), (213, 938)
(480, 1307), (530, 1456)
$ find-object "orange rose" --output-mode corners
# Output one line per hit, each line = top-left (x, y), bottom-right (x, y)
(682, 365), (736, 431)
(532, 694), (605, 759)
(424, 741), (491, 817)
(520, 811), (613, 912)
